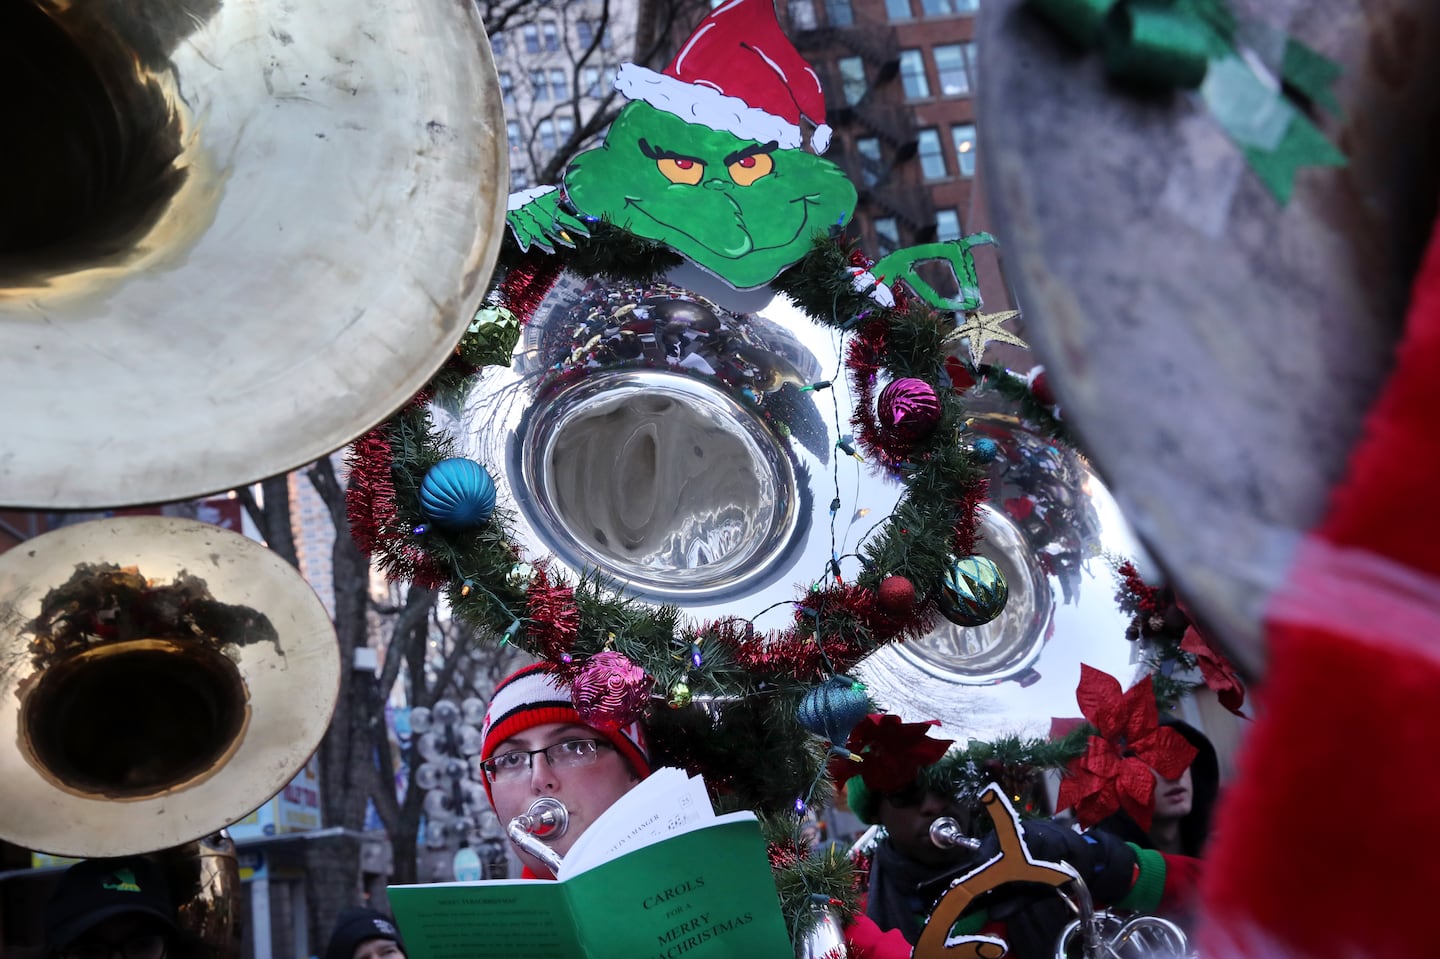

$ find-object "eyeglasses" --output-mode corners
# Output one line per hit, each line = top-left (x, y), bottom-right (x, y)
(480, 738), (613, 782)
(64, 933), (167, 959)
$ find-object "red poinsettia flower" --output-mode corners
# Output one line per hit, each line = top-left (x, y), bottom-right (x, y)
(1054, 665), (1198, 831)
(828, 713), (953, 793)
(1180, 625), (1248, 717)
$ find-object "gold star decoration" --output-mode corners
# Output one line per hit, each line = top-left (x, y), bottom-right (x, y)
(943, 310), (1028, 367)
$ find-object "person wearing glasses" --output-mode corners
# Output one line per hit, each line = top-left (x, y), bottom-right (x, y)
(477, 662), (652, 879)
(474, 662), (913, 957)
(42, 857), (176, 959)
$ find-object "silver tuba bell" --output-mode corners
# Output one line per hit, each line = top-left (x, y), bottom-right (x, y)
(1055, 868), (1192, 959)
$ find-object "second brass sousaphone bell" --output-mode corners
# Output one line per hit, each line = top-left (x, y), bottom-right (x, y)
(0, 517), (340, 857)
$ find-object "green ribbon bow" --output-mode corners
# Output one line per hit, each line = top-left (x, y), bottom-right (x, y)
(1028, 0), (1346, 203)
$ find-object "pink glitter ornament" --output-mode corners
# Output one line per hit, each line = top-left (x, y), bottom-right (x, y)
(877, 377), (941, 443)
(571, 651), (653, 730)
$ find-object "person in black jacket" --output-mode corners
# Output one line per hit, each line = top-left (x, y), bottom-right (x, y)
(847, 771), (1144, 958)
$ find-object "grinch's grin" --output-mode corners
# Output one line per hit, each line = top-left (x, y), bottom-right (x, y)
(623, 194), (819, 260)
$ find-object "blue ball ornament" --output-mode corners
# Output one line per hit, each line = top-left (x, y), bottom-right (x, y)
(796, 675), (873, 748)
(937, 555), (1008, 627)
(972, 437), (1001, 463)
(419, 458), (497, 529)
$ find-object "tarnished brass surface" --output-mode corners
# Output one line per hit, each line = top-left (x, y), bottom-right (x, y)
(977, 0), (1440, 673)
(0, 517), (339, 856)
(0, 0), (508, 508)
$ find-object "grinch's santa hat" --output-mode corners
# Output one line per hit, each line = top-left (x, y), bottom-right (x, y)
(615, 0), (832, 153)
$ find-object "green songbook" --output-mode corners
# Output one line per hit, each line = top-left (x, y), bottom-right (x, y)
(388, 772), (793, 959)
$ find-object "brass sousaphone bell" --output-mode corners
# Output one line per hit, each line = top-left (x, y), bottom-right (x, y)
(0, 517), (340, 858)
(0, 0), (509, 509)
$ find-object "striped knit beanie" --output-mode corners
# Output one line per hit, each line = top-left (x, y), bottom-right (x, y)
(480, 663), (651, 806)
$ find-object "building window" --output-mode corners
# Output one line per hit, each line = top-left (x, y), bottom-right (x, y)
(499, 71), (514, 105)
(918, 127), (946, 179)
(933, 44), (971, 96)
(952, 123), (977, 176)
(557, 114), (576, 143)
(530, 69), (548, 101)
(577, 19), (595, 48)
(964, 42), (979, 91)
(935, 209), (962, 242)
(581, 66), (603, 98)
(921, 0), (978, 14)
(511, 167), (530, 190)
(491, 33), (507, 57)
(874, 217), (900, 255)
(523, 23), (540, 53)
(838, 56), (867, 105)
(550, 68), (568, 100)
(825, 0), (854, 27)
(856, 136), (883, 187)
(506, 120), (521, 152)
(538, 119), (557, 153)
(788, 0), (818, 29)
(899, 50), (929, 99)
(884, 0), (912, 19)
(541, 21), (560, 51)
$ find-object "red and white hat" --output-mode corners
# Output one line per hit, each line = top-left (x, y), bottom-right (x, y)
(615, 0), (832, 153)
(479, 663), (651, 805)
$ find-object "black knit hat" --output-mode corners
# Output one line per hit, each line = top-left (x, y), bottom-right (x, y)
(325, 907), (403, 959)
(43, 857), (176, 951)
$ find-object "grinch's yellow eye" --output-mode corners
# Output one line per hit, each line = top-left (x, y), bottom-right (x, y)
(727, 152), (774, 186)
(657, 157), (704, 185)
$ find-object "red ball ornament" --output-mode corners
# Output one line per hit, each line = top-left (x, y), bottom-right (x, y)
(877, 377), (942, 443)
(571, 651), (652, 731)
(876, 575), (916, 613)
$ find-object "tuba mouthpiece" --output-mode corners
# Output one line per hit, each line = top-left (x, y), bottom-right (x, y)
(506, 797), (570, 873)
(929, 817), (982, 851)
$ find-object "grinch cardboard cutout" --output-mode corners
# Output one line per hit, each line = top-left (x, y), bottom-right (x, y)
(506, 0), (856, 291)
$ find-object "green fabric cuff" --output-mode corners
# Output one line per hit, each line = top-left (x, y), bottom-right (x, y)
(948, 906), (990, 936)
(1117, 844), (1166, 914)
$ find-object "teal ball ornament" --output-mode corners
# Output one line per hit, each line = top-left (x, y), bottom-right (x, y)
(419, 458), (497, 529)
(797, 675), (872, 747)
(937, 555), (1008, 627)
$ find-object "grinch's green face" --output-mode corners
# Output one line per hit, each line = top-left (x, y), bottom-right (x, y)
(565, 102), (857, 290)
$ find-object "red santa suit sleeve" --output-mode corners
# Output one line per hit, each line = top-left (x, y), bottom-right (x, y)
(1199, 210), (1440, 958)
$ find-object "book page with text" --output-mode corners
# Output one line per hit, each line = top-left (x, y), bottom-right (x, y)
(558, 767), (716, 878)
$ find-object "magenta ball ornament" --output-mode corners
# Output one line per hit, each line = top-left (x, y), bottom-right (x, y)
(877, 377), (941, 442)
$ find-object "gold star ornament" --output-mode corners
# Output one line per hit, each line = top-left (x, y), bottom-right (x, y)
(944, 310), (1028, 366)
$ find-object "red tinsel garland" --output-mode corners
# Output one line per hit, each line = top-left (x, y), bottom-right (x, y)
(703, 583), (933, 682)
(344, 431), (397, 556)
(344, 429), (449, 588)
(845, 320), (909, 470)
(524, 563), (580, 673)
(501, 253), (564, 327)
(950, 474), (988, 559)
